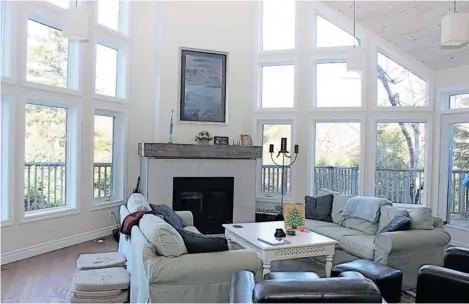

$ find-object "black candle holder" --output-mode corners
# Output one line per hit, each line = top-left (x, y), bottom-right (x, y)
(269, 138), (299, 219)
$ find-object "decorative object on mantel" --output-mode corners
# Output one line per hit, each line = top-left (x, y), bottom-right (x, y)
(284, 203), (305, 230)
(240, 134), (253, 146)
(269, 137), (299, 220)
(195, 131), (213, 145)
(214, 136), (229, 145)
(169, 109), (174, 143)
(179, 48), (227, 123)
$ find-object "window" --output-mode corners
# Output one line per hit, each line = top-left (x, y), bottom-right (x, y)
(375, 122), (426, 204)
(0, 96), (8, 222)
(316, 15), (359, 48)
(450, 93), (469, 109)
(26, 19), (71, 88)
(377, 52), (427, 107)
(98, 0), (128, 34)
(46, 0), (69, 9)
(93, 114), (115, 200)
(260, 123), (292, 196)
(261, 0), (295, 51)
(261, 64), (294, 108)
(314, 122), (360, 195)
(24, 103), (68, 212)
(315, 62), (361, 107)
(95, 44), (118, 97)
(0, 0), (11, 78)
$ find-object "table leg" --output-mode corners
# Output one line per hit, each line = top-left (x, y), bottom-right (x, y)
(262, 261), (271, 276)
(325, 255), (333, 278)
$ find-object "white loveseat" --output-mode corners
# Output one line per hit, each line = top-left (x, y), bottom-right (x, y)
(118, 204), (260, 303)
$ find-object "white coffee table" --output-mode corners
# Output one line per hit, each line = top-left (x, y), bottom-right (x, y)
(223, 221), (338, 277)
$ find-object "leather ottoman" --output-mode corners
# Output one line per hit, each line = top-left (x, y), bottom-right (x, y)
(332, 259), (403, 303)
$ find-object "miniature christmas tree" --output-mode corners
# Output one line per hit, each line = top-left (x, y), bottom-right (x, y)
(286, 207), (304, 229)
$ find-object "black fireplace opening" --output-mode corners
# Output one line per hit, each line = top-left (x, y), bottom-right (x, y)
(173, 177), (234, 234)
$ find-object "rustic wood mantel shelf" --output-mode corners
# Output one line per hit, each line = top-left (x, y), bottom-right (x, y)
(138, 143), (262, 159)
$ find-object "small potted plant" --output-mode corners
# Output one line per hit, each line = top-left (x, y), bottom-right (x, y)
(195, 131), (213, 145)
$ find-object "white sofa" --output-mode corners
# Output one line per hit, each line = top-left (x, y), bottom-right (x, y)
(118, 204), (260, 303)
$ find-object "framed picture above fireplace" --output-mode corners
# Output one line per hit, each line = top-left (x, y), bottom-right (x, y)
(179, 48), (227, 124)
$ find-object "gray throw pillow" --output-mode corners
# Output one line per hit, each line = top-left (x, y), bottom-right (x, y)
(378, 210), (411, 234)
(305, 194), (333, 222)
(150, 204), (186, 229)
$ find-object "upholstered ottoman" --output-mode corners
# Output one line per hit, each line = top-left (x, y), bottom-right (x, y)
(76, 252), (126, 270)
(332, 260), (403, 303)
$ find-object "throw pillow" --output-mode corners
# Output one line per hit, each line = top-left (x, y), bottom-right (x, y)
(126, 193), (152, 213)
(305, 194), (333, 222)
(175, 228), (228, 254)
(139, 214), (188, 257)
(378, 211), (411, 234)
(150, 204), (186, 229)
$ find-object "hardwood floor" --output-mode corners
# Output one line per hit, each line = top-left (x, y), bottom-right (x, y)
(1, 236), (118, 303)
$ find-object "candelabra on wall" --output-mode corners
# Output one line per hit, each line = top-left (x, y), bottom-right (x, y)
(268, 137), (299, 220)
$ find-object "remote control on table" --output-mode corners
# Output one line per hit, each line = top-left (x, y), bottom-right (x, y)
(233, 224), (243, 228)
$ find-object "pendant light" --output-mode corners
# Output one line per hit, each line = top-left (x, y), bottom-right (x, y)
(441, 0), (469, 47)
(346, 0), (362, 73)
(62, 0), (90, 41)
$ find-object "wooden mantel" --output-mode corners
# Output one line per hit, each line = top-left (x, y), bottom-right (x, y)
(138, 143), (262, 159)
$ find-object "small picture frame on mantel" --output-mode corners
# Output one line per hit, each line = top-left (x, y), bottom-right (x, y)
(214, 136), (229, 145)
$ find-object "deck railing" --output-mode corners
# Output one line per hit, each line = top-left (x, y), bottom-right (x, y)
(24, 162), (112, 211)
(261, 165), (469, 218)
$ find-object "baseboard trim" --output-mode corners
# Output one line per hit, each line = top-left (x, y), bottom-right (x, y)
(1, 225), (118, 265)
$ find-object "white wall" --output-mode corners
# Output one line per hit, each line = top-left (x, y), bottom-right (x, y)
(1, 1), (159, 262)
(155, 1), (256, 144)
(433, 64), (469, 247)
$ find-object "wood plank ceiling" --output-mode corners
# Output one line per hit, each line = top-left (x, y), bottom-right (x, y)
(323, 1), (469, 70)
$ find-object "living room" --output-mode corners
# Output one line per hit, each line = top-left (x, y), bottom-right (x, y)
(1, 0), (469, 303)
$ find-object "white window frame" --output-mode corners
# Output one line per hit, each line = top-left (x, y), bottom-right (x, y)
(258, 0), (296, 53)
(1, 0), (12, 80)
(312, 58), (364, 110)
(373, 47), (432, 111)
(93, 28), (129, 102)
(95, 0), (131, 36)
(440, 89), (469, 112)
(22, 97), (81, 221)
(255, 61), (297, 111)
(310, 118), (365, 196)
(21, 2), (81, 93)
(92, 108), (126, 208)
(312, 12), (362, 50)
(1, 94), (13, 225)
(254, 118), (297, 202)
(368, 116), (433, 206)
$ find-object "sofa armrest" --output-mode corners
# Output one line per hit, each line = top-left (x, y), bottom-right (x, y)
(444, 247), (469, 273)
(176, 211), (193, 226)
(119, 204), (130, 224)
(375, 229), (451, 257)
(230, 271), (255, 303)
(145, 249), (260, 285)
(416, 265), (469, 303)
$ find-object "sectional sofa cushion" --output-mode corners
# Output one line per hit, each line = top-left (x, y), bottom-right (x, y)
(331, 194), (354, 226)
(378, 211), (411, 234)
(150, 203), (186, 229)
(305, 194), (334, 222)
(345, 217), (378, 235)
(127, 193), (151, 213)
(176, 227), (229, 254)
(306, 219), (368, 241)
(139, 214), (187, 257)
(387, 204), (434, 230)
(339, 235), (375, 260)
(72, 267), (130, 292)
(378, 205), (408, 232)
(70, 291), (129, 303)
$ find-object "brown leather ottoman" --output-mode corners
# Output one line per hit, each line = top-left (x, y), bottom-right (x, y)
(332, 260), (403, 303)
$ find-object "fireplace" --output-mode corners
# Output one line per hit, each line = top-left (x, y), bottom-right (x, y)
(173, 177), (234, 234)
